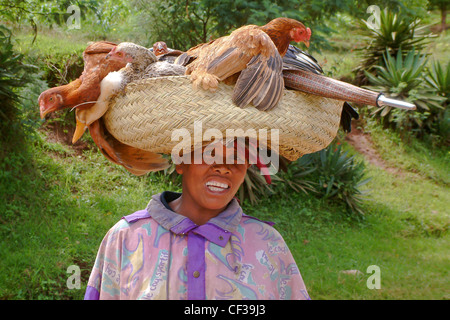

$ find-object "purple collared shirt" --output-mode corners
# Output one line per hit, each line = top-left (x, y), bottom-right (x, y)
(84, 192), (310, 300)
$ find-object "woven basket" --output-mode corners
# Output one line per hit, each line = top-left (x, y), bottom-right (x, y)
(103, 76), (343, 161)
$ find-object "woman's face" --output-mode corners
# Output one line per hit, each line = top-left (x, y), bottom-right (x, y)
(176, 143), (249, 211)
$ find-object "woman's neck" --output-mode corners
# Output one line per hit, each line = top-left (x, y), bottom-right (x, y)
(168, 194), (225, 225)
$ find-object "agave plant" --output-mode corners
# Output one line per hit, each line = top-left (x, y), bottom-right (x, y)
(311, 143), (370, 216)
(364, 48), (446, 133)
(425, 60), (449, 142)
(276, 154), (317, 195)
(355, 8), (434, 84)
(282, 142), (371, 217)
(426, 60), (449, 103)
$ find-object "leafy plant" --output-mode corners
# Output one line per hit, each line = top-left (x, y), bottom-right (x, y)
(0, 25), (36, 139)
(310, 143), (371, 216)
(277, 155), (318, 195)
(425, 60), (449, 142)
(283, 143), (371, 217)
(237, 165), (277, 205)
(364, 48), (447, 137)
(355, 8), (434, 84)
(426, 60), (449, 103)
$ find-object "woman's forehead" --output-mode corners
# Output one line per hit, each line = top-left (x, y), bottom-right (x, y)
(174, 138), (260, 165)
(199, 141), (247, 164)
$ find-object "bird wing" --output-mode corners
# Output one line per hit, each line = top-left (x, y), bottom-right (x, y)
(81, 41), (117, 77)
(54, 41), (125, 111)
(282, 45), (323, 74)
(185, 25), (284, 110)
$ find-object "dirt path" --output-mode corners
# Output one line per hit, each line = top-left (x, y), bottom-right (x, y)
(345, 122), (401, 175)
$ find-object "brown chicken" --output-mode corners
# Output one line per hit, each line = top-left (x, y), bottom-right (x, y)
(153, 41), (169, 56)
(152, 41), (185, 63)
(38, 41), (126, 119)
(176, 17), (311, 111)
(39, 41), (169, 175)
(87, 119), (169, 175)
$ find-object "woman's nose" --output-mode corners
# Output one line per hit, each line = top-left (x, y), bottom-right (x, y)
(212, 164), (231, 175)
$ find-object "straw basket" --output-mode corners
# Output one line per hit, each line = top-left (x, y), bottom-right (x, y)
(103, 75), (343, 161)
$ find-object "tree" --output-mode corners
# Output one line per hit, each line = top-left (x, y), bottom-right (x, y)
(131, 0), (363, 51)
(429, 0), (448, 32)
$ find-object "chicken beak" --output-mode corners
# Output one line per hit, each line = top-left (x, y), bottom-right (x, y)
(72, 116), (87, 144)
(40, 106), (50, 119)
(304, 40), (310, 48)
(105, 53), (110, 60)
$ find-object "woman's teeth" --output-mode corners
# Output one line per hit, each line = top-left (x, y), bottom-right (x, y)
(206, 181), (229, 191)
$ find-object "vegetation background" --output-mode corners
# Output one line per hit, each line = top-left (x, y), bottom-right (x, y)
(0, 0), (448, 299)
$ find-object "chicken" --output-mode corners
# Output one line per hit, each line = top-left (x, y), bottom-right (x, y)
(176, 17), (311, 111)
(282, 45), (359, 132)
(152, 41), (185, 63)
(86, 118), (169, 175)
(153, 41), (170, 56)
(78, 46), (173, 173)
(72, 42), (186, 143)
(38, 42), (173, 175)
(38, 41), (126, 119)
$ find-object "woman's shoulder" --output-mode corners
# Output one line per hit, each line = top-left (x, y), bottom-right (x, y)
(104, 209), (155, 239)
(239, 214), (284, 240)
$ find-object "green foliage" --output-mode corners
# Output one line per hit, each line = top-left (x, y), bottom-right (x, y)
(131, 0), (367, 52)
(237, 165), (276, 205)
(365, 48), (447, 140)
(0, 25), (36, 139)
(356, 8), (434, 83)
(279, 142), (371, 218)
(425, 60), (450, 143)
(426, 60), (450, 102)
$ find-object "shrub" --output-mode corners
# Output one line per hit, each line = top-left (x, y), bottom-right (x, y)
(425, 60), (449, 143)
(364, 48), (447, 138)
(355, 8), (434, 84)
(281, 142), (371, 217)
(0, 25), (36, 139)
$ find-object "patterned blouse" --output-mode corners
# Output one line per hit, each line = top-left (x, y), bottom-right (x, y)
(84, 191), (310, 300)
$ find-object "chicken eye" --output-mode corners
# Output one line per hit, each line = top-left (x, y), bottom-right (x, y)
(49, 97), (53, 101)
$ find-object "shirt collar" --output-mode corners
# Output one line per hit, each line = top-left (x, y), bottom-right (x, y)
(144, 192), (243, 247)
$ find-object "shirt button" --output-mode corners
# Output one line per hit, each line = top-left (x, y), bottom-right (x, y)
(193, 271), (200, 278)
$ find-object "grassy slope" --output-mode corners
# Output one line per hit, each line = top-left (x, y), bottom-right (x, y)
(1, 18), (449, 300)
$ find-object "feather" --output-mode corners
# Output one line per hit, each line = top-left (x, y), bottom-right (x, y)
(283, 45), (323, 74)
(89, 119), (170, 175)
(283, 45), (359, 132)
(182, 18), (311, 110)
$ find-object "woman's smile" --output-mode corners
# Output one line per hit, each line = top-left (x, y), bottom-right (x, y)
(205, 177), (231, 194)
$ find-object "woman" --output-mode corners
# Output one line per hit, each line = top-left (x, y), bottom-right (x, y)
(84, 140), (310, 300)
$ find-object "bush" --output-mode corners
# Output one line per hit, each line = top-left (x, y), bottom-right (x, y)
(364, 48), (447, 139)
(0, 25), (36, 140)
(355, 8), (434, 84)
(425, 60), (449, 143)
(279, 142), (371, 217)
